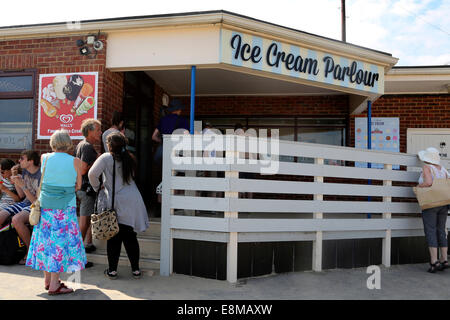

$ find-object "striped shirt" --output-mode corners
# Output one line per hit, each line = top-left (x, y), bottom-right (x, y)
(0, 176), (17, 208)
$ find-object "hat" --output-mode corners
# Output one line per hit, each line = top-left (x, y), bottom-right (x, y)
(166, 99), (185, 112)
(418, 147), (441, 165)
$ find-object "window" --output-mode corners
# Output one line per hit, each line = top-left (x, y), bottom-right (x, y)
(0, 71), (35, 151)
(197, 116), (346, 163)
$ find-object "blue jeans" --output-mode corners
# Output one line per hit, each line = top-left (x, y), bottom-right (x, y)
(422, 205), (449, 248)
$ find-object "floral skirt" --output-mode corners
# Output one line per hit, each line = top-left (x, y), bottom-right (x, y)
(26, 206), (87, 273)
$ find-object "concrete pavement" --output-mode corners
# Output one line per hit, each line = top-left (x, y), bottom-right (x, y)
(0, 262), (449, 300)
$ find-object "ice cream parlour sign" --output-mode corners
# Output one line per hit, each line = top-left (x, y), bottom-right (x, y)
(37, 72), (98, 139)
(221, 30), (384, 95)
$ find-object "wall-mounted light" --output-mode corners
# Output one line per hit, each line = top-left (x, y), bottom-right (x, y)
(75, 32), (103, 58)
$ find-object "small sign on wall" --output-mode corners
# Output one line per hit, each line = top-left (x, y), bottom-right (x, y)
(37, 72), (98, 139)
(355, 117), (400, 169)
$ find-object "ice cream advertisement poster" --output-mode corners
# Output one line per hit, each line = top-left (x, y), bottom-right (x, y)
(355, 117), (400, 169)
(37, 72), (98, 139)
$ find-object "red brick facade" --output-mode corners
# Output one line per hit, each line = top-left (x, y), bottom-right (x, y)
(350, 94), (450, 152)
(180, 95), (349, 117)
(0, 34), (123, 161)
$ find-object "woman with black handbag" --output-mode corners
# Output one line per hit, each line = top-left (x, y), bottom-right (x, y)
(88, 132), (149, 279)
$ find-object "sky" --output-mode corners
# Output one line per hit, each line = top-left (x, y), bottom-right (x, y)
(1, 0), (449, 66)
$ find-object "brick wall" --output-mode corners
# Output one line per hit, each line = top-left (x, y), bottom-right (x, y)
(178, 95), (349, 117)
(350, 94), (450, 153)
(0, 34), (124, 161)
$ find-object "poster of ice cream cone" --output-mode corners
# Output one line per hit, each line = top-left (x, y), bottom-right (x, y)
(37, 72), (98, 139)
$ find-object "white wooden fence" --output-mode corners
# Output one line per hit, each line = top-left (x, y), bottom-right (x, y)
(160, 134), (450, 283)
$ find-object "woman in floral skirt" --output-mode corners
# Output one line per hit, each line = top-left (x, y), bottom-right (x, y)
(26, 130), (87, 295)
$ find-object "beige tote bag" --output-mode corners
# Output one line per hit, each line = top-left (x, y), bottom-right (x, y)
(413, 173), (450, 210)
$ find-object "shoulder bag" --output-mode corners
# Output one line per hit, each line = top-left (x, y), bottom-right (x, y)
(91, 157), (120, 240)
(29, 155), (49, 226)
(413, 166), (450, 210)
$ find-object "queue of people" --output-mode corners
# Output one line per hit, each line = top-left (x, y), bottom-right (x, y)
(0, 112), (150, 296)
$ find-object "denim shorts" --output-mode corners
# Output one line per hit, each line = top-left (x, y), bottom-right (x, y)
(76, 190), (95, 217)
(421, 205), (449, 248)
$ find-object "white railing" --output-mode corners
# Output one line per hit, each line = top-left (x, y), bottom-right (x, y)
(160, 134), (450, 283)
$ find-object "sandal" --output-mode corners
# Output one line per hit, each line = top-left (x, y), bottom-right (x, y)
(428, 261), (440, 273)
(439, 260), (449, 270)
(104, 268), (118, 280)
(48, 283), (73, 296)
(132, 270), (142, 279)
(45, 280), (61, 291)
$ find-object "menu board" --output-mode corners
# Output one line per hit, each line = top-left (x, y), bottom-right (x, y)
(37, 72), (98, 139)
(355, 117), (400, 169)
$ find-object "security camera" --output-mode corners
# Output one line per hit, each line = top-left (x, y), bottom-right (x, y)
(93, 40), (104, 51)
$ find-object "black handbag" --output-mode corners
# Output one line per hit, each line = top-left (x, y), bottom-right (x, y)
(0, 218), (27, 265)
(90, 158), (119, 241)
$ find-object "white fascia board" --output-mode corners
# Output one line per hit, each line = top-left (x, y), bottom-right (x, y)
(0, 11), (398, 69)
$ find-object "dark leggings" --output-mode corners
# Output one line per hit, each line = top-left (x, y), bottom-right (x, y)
(107, 224), (140, 272)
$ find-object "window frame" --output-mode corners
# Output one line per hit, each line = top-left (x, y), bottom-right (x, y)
(197, 114), (347, 145)
(0, 69), (37, 153)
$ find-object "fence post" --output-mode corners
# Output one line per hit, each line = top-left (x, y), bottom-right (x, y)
(382, 164), (392, 267)
(313, 158), (324, 272)
(225, 140), (238, 283)
(160, 136), (174, 276)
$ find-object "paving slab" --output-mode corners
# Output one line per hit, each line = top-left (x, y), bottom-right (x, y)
(0, 263), (449, 300)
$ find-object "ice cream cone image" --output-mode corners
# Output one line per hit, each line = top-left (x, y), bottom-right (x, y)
(75, 96), (95, 116)
(52, 75), (67, 100)
(72, 83), (93, 113)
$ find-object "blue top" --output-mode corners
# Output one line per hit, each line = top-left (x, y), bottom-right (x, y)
(39, 152), (77, 209)
(157, 114), (189, 135)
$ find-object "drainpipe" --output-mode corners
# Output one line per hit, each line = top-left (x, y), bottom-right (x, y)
(367, 100), (372, 219)
(190, 66), (196, 134)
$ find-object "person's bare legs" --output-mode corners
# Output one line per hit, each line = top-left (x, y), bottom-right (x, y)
(79, 216), (91, 244)
(439, 247), (448, 263)
(429, 247), (438, 264)
(44, 271), (51, 288)
(48, 272), (73, 294)
(11, 211), (31, 263)
(0, 210), (10, 227)
(86, 225), (92, 245)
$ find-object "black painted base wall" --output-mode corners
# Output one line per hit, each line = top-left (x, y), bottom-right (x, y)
(173, 237), (430, 280)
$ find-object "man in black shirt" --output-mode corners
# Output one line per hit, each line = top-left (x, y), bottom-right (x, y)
(76, 118), (102, 265)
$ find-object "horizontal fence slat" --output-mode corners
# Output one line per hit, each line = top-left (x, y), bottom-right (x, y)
(170, 215), (229, 232)
(172, 229), (229, 242)
(166, 135), (425, 167)
(238, 232), (315, 242)
(171, 160), (231, 172)
(228, 218), (424, 232)
(171, 196), (229, 211)
(171, 177), (230, 192)
(170, 176), (416, 197)
(232, 162), (421, 182)
(168, 217), (429, 233)
(232, 179), (416, 197)
(230, 199), (421, 213)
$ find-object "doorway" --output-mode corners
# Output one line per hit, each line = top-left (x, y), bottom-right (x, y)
(122, 71), (156, 214)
